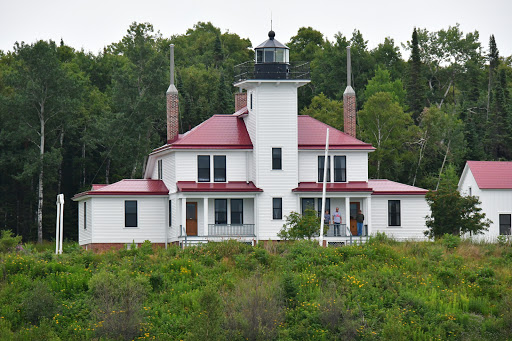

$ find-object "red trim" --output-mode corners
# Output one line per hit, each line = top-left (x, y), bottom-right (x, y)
(177, 181), (262, 192)
(372, 191), (428, 195)
(298, 145), (375, 150)
(292, 182), (373, 192)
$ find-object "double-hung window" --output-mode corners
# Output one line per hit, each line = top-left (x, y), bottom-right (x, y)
(500, 214), (511, 235)
(214, 156), (226, 182)
(272, 148), (282, 170)
(301, 198), (315, 215)
(198, 155), (210, 182)
(215, 199), (227, 225)
(125, 201), (138, 227)
(273, 198), (282, 220)
(334, 156), (346, 182)
(231, 199), (243, 225)
(318, 156), (331, 182)
(388, 200), (401, 226)
(168, 200), (172, 227)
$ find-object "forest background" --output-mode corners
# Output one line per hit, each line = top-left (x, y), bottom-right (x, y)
(0, 22), (510, 242)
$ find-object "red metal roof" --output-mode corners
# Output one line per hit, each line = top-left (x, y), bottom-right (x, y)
(233, 106), (248, 117)
(368, 180), (428, 195)
(293, 180), (427, 195)
(467, 161), (512, 189)
(72, 179), (169, 199)
(298, 116), (375, 150)
(152, 115), (253, 153)
(177, 181), (262, 192)
(292, 182), (373, 192)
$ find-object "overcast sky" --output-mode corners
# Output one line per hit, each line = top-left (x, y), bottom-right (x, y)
(1, 0), (511, 59)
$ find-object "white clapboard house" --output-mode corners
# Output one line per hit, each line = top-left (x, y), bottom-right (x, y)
(73, 31), (430, 250)
(458, 161), (512, 240)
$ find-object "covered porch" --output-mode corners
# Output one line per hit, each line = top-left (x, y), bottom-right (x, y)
(175, 194), (259, 244)
(293, 182), (373, 238)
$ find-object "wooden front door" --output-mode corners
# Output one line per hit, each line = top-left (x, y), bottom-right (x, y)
(186, 202), (198, 236)
(350, 202), (360, 236)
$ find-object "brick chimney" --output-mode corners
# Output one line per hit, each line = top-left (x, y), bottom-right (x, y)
(167, 44), (179, 144)
(234, 89), (247, 112)
(343, 46), (356, 138)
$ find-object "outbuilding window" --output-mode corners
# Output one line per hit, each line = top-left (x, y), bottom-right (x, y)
(125, 201), (138, 228)
(500, 214), (511, 235)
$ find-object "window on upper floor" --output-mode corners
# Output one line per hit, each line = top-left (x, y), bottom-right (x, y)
(500, 214), (511, 235)
(250, 93), (253, 110)
(273, 198), (282, 220)
(215, 199), (227, 224)
(334, 156), (346, 182)
(125, 200), (138, 228)
(198, 155), (210, 182)
(231, 199), (243, 225)
(318, 156), (331, 182)
(157, 159), (163, 180)
(388, 200), (401, 226)
(272, 148), (282, 170)
(214, 155), (226, 182)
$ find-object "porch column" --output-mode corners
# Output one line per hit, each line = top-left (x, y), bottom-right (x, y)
(345, 196), (350, 233)
(203, 197), (209, 236)
(366, 196), (372, 236)
(181, 198), (187, 236)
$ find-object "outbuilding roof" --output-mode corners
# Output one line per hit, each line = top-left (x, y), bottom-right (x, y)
(72, 179), (169, 200)
(466, 161), (512, 189)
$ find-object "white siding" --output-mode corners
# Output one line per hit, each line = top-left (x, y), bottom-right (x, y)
(298, 151), (369, 183)
(459, 168), (512, 240)
(371, 195), (429, 240)
(250, 83), (300, 239)
(78, 199), (92, 246)
(91, 196), (168, 244)
(174, 151), (248, 183)
(478, 189), (512, 239)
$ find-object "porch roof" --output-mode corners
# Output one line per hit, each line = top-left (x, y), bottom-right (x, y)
(293, 180), (428, 195)
(177, 181), (263, 192)
(292, 182), (373, 192)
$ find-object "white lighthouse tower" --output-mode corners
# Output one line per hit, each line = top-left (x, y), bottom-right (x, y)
(234, 31), (310, 239)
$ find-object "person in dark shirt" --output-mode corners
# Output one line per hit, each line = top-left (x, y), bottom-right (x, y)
(356, 210), (364, 236)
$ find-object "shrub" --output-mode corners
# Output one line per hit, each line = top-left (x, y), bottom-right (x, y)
(22, 281), (57, 324)
(0, 230), (22, 253)
(187, 287), (225, 340)
(278, 209), (320, 240)
(441, 233), (461, 249)
(88, 269), (150, 340)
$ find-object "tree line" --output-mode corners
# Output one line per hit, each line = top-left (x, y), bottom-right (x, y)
(0, 22), (510, 242)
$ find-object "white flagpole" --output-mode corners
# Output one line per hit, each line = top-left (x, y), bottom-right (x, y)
(319, 128), (329, 246)
(55, 196), (61, 255)
(59, 194), (64, 254)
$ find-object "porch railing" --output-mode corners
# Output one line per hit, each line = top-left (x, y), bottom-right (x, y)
(317, 224), (368, 237)
(179, 224), (255, 237)
(208, 224), (255, 237)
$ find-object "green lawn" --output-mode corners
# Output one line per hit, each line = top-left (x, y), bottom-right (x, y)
(1, 235), (511, 340)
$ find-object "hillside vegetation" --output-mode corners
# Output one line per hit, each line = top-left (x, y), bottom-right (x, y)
(1, 235), (512, 340)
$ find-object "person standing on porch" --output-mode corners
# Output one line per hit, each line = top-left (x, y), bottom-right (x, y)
(332, 207), (341, 236)
(356, 210), (365, 236)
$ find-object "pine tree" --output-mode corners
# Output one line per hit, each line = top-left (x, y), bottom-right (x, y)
(406, 28), (426, 122)
(486, 35), (499, 119)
